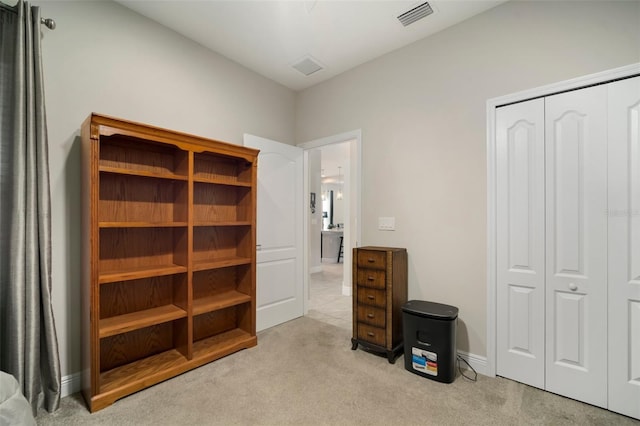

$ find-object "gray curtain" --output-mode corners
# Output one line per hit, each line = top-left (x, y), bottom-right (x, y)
(0, 0), (61, 415)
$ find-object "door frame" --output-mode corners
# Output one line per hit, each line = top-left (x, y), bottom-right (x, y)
(298, 130), (362, 314)
(485, 63), (640, 377)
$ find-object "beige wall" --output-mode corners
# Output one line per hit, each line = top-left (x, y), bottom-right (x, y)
(296, 1), (640, 358)
(29, 0), (640, 384)
(34, 0), (295, 381)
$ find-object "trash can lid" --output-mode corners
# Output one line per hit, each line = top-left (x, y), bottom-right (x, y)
(402, 300), (458, 320)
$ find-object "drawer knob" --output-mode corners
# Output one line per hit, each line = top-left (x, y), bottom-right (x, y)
(367, 258), (375, 263)
(367, 313), (374, 318)
(367, 295), (375, 300)
(367, 332), (375, 337)
(367, 276), (374, 281)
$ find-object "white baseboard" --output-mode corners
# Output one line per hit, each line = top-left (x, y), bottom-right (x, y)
(342, 283), (351, 296)
(61, 371), (82, 398)
(456, 350), (488, 376)
(309, 266), (322, 274)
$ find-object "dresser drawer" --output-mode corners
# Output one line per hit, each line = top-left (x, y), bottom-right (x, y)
(357, 250), (386, 270)
(357, 287), (386, 308)
(357, 306), (386, 328)
(356, 269), (385, 289)
(357, 323), (386, 347)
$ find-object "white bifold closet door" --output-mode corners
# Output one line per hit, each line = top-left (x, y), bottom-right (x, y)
(497, 75), (640, 418)
(496, 83), (611, 410)
(544, 85), (608, 408)
(608, 76), (640, 419)
(496, 98), (545, 389)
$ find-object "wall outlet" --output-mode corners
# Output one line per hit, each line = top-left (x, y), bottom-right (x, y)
(378, 217), (395, 231)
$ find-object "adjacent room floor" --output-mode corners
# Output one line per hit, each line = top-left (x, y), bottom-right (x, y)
(306, 262), (351, 330)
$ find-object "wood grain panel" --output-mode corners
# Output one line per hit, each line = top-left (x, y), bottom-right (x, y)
(99, 228), (188, 272)
(193, 292), (251, 316)
(390, 249), (408, 348)
(357, 287), (386, 309)
(193, 152), (252, 185)
(192, 257), (251, 272)
(98, 173), (187, 222)
(356, 269), (385, 289)
(99, 348), (188, 395)
(357, 306), (386, 328)
(193, 183), (251, 222)
(100, 275), (185, 318)
(192, 265), (251, 298)
(100, 323), (174, 372)
(192, 226), (250, 263)
(191, 328), (255, 361)
(99, 305), (187, 338)
(357, 323), (386, 346)
(193, 308), (238, 341)
(356, 250), (386, 269)
(99, 264), (187, 284)
(235, 303), (253, 334)
(100, 136), (188, 177)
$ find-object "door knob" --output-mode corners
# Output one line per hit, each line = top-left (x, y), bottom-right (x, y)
(569, 283), (578, 291)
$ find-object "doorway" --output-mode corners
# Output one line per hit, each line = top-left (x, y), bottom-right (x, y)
(299, 130), (362, 331)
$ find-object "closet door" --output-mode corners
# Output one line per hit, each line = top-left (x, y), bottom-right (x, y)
(608, 76), (640, 419)
(544, 85), (608, 408)
(495, 99), (545, 389)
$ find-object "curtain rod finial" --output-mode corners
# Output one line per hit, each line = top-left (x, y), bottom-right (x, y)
(40, 17), (55, 30)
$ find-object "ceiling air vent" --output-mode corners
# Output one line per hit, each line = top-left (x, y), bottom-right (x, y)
(292, 56), (324, 76)
(397, 2), (433, 27)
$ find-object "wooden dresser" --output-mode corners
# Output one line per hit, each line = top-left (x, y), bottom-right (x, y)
(351, 246), (407, 363)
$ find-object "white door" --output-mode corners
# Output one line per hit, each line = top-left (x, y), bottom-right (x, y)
(608, 76), (640, 419)
(496, 98), (546, 389)
(544, 85), (608, 408)
(244, 134), (303, 331)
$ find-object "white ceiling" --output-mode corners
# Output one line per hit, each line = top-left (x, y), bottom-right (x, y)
(116, 0), (507, 91)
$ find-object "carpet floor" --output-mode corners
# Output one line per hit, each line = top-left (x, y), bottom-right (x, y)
(36, 317), (639, 425)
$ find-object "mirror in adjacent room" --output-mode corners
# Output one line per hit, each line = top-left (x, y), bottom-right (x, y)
(321, 176), (344, 230)
(322, 190), (333, 229)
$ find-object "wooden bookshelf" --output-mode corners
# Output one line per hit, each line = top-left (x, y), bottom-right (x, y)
(81, 113), (258, 412)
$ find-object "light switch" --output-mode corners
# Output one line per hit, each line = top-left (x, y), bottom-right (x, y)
(378, 217), (395, 231)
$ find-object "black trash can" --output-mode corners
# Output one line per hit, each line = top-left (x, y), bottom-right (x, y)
(402, 300), (458, 383)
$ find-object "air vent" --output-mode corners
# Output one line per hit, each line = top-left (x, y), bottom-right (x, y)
(397, 1), (433, 27)
(292, 56), (324, 76)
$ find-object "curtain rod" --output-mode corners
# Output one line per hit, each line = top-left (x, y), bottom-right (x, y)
(0, 1), (56, 29)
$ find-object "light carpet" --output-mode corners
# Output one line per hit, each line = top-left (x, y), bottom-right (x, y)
(36, 317), (638, 425)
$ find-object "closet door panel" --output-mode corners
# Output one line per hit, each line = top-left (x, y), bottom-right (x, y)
(608, 75), (640, 420)
(496, 98), (545, 389)
(545, 85), (607, 408)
